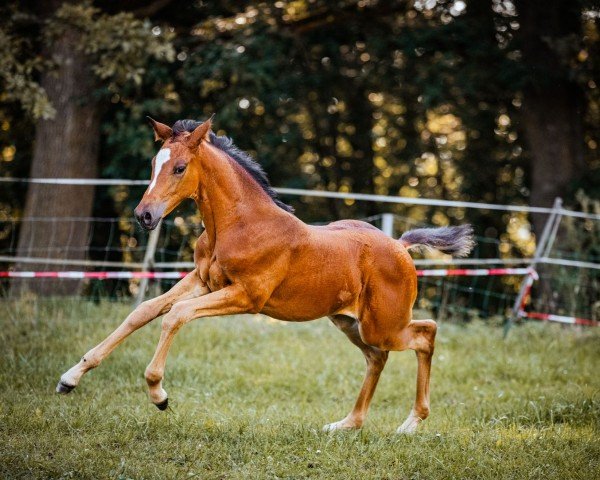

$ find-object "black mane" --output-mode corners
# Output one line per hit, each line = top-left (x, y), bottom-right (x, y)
(172, 119), (294, 213)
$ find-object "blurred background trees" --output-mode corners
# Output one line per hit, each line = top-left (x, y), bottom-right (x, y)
(0, 0), (598, 296)
(1, 0), (175, 293)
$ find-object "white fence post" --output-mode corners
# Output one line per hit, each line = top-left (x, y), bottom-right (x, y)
(135, 219), (162, 305)
(507, 197), (563, 335)
(543, 204), (564, 259)
(381, 213), (395, 237)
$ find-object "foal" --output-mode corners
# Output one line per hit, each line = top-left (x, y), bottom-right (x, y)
(57, 117), (473, 433)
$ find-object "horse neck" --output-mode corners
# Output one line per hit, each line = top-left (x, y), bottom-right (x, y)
(193, 143), (287, 248)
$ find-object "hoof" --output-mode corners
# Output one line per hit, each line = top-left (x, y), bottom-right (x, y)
(56, 381), (76, 394)
(155, 398), (169, 411)
(323, 420), (361, 432)
(396, 414), (422, 434)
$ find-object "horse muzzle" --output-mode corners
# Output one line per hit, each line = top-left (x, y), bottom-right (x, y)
(134, 202), (166, 231)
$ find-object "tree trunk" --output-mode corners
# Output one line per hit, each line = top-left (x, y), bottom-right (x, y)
(521, 85), (585, 235)
(13, 18), (101, 296)
(516, 0), (585, 236)
(346, 83), (378, 217)
(514, 0), (586, 312)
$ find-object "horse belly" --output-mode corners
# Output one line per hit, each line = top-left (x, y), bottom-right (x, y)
(260, 265), (359, 322)
(260, 297), (334, 321)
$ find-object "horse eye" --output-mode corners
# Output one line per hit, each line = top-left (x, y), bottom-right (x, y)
(173, 165), (186, 175)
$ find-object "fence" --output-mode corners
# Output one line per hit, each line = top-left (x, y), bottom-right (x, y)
(1, 177), (599, 325)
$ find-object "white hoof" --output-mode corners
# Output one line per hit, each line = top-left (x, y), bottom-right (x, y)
(396, 412), (422, 434)
(149, 387), (168, 406)
(322, 419), (361, 432)
(59, 364), (83, 390)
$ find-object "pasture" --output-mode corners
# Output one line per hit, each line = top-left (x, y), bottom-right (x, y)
(1, 299), (599, 479)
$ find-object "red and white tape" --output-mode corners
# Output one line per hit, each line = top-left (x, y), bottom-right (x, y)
(1, 267), (533, 280)
(519, 310), (598, 327)
(4, 268), (596, 326)
(516, 269), (597, 326)
(416, 267), (532, 277)
(0, 271), (186, 279)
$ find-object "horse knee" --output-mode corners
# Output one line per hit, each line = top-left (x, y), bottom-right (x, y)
(161, 305), (187, 332)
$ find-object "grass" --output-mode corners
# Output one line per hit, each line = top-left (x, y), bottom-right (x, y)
(0, 299), (599, 479)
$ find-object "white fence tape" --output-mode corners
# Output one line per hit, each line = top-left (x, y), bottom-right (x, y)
(2, 177), (600, 220)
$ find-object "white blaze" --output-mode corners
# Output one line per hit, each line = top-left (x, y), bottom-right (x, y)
(148, 148), (171, 192)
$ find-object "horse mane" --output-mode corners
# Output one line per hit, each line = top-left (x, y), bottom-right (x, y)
(171, 119), (294, 214)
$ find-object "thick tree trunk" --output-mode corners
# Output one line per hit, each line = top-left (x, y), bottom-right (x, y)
(516, 0), (585, 236)
(13, 22), (100, 296)
(521, 85), (585, 235)
(514, 0), (586, 312)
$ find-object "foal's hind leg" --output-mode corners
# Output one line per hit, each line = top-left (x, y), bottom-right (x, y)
(323, 315), (389, 432)
(57, 271), (207, 394)
(390, 319), (437, 434)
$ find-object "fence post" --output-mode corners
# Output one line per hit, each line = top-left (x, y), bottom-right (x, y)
(135, 219), (162, 305)
(505, 197), (562, 337)
(381, 213), (395, 237)
(543, 203), (564, 259)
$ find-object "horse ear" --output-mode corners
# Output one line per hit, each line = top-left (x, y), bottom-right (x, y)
(188, 115), (213, 149)
(147, 116), (172, 142)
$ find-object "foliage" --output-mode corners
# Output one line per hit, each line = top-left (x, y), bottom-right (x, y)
(46, 2), (175, 89)
(2, 0), (599, 223)
(0, 1), (175, 121)
(0, 1), (599, 308)
(0, 27), (53, 119)
(0, 300), (599, 478)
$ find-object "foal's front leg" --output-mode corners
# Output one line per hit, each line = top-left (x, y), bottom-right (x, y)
(144, 285), (252, 409)
(57, 271), (207, 394)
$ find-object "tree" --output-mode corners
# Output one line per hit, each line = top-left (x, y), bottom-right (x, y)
(514, 0), (588, 235)
(1, 1), (174, 294)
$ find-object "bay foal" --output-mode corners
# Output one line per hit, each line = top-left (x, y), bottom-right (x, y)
(57, 117), (473, 433)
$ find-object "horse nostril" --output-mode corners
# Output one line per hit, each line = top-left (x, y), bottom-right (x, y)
(143, 211), (152, 225)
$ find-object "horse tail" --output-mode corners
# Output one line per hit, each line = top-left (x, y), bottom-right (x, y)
(399, 224), (475, 258)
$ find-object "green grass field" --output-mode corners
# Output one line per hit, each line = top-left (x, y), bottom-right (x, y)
(1, 299), (599, 479)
